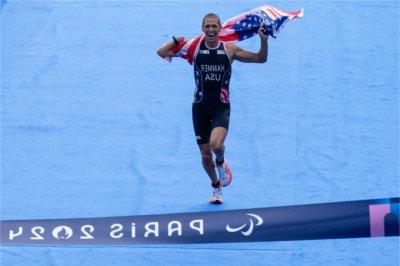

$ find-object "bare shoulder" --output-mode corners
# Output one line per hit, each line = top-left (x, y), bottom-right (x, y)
(224, 43), (240, 53)
(224, 43), (241, 62)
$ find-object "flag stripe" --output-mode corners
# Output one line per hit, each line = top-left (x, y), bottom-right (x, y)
(167, 5), (303, 64)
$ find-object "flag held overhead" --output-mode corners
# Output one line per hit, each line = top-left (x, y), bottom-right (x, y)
(167, 5), (304, 64)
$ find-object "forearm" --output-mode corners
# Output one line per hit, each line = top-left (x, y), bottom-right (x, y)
(157, 41), (176, 58)
(257, 38), (268, 63)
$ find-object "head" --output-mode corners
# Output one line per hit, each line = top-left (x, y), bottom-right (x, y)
(202, 13), (221, 43)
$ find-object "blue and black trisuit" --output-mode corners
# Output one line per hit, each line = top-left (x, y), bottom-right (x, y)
(192, 40), (232, 145)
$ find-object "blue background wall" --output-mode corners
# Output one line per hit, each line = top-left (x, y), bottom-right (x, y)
(1, 1), (399, 265)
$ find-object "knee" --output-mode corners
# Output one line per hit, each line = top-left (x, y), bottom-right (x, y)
(210, 140), (224, 153)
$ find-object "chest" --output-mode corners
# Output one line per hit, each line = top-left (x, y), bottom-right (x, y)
(194, 43), (230, 71)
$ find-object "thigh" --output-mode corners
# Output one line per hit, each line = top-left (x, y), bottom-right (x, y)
(192, 104), (212, 145)
(211, 106), (230, 131)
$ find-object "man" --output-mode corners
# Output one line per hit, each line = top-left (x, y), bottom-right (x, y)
(157, 13), (269, 204)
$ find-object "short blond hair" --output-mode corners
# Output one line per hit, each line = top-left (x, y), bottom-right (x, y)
(202, 13), (221, 26)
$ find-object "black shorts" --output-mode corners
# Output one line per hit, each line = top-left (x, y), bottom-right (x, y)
(192, 103), (230, 145)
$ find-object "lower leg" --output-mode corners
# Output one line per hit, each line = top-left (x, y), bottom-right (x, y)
(202, 157), (219, 186)
(210, 127), (232, 187)
(213, 145), (225, 165)
(210, 127), (228, 165)
(199, 144), (220, 187)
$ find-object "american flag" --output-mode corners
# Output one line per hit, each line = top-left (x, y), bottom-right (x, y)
(168, 5), (303, 64)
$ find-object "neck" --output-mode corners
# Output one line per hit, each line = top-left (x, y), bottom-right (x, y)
(205, 39), (219, 49)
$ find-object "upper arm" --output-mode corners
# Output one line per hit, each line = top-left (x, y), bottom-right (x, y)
(227, 44), (265, 63)
(233, 47), (262, 63)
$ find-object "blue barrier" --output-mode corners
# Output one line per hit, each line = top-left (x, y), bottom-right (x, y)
(1, 198), (398, 245)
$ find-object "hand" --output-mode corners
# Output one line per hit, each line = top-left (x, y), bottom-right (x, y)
(175, 36), (185, 42)
(258, 23), (269, 41)
(171, 36), (185, 47)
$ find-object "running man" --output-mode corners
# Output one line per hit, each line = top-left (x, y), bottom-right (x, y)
(157, 13), (269, 204)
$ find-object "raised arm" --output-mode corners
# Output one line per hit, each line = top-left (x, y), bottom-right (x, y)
(157, 36), (185, 58)
(230, 26), (269, 63)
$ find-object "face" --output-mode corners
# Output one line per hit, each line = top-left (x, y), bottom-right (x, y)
(202, 17), (221, 43)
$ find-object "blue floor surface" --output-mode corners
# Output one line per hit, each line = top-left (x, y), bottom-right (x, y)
(1, 0), (399, 265)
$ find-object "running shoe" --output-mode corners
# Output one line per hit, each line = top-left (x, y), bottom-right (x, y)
(217, 160), (233, 187)
(209, 186), (223, 204)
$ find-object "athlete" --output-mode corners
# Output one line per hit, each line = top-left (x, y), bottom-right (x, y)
(157, 13), (269, 204)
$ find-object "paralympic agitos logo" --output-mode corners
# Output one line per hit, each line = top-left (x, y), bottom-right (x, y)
(225, 213), (264, 236)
